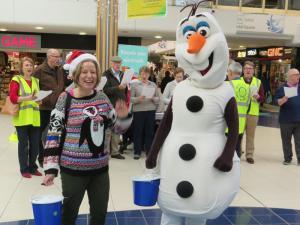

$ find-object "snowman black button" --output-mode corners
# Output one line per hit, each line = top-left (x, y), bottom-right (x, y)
(186, 96), (203, 112)
(177, 181), (194, 198)
(179, 144), (196, 161)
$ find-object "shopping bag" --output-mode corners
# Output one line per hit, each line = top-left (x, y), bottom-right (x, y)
(1, 96), (19, 116)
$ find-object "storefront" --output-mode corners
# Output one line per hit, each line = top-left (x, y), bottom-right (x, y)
(0, 32), (142, 109)
(0, 33), (46, 109)
(230, 46), (294, 104)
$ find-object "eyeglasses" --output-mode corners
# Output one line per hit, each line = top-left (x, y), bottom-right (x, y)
(50, 55), (61, 58)
(244, 67), (254, 70)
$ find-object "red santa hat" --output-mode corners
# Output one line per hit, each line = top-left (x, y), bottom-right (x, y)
(63, 50), (99, 77)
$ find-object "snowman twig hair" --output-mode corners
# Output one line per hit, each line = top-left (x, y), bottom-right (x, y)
(180, 0), (213, 20)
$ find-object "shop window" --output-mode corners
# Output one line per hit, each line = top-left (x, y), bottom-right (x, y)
(242, 0), (262, 8)
(265, 0), (285, 9)
(288, 0), (300, 10)
(218, 0), (239, 6)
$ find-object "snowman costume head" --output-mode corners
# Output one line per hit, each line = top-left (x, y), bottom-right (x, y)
(175, 9), (228, 89)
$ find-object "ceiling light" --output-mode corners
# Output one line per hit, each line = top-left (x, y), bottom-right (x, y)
(239, 45), (245, 48)
(0, 28), (7, 32)
(228, 47), (231, 50)
(154, 35), (162, 39)
(79, 32), (87, 35)
(35, 26), (44, 30)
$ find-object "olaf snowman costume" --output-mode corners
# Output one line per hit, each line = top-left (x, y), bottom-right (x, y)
(146, 8), (240, 225)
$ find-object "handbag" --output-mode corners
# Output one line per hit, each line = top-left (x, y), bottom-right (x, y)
(1, 76), (25, 116)
(1, 96), (19, 116)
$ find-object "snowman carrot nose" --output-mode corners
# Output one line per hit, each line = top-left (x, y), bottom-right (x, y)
(187, 33), (206, 54)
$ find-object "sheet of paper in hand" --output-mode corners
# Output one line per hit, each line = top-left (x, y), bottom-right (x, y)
(284, 86), (298, 98)
(121, 69), (135, 85)
(95, 76), (108, 91)
(34, 90), (53, 102)
(141, 86), (155, 98)
(250, 86), (258, 96)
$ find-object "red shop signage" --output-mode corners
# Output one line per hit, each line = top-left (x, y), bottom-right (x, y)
(0, 34), (41, 50)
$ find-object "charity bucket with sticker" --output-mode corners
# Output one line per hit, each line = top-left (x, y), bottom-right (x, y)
(31, 195), (63, 225)
(133, 175), (160, 206)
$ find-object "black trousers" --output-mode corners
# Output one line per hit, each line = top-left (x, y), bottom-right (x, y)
(61, 171), (110, 225)
(123, 122), (133, 144)
(133, 110), (155, 156)
(280, 123), (300, 162)
(236, 134), (243, 158)
(15, 125), (39, 173)
(38, 110), (52, 164)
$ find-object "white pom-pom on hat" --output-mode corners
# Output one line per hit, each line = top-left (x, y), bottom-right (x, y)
(68, 53), (99, 77)
(63, 50), (99, 77)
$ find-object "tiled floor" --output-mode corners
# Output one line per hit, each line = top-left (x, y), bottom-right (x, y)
(1, 207), (300, 225)
(0, 111), (300, 225)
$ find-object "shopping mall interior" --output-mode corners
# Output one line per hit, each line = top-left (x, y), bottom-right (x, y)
(1, 0), (300, 224)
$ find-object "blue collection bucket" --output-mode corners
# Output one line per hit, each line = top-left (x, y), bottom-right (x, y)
(31, 195), (63, 225)
(133, 176), (160, 206)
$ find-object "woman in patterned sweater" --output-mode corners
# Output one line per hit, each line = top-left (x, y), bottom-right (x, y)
(42, 54), (132, 225)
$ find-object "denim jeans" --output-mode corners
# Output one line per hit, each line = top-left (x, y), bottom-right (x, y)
(15, 125), (40, 173)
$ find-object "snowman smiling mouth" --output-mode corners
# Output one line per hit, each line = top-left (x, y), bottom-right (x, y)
(199, 52), (214, 76)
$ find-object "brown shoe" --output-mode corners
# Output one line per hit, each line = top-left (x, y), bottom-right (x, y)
(246, 158), (254, 164)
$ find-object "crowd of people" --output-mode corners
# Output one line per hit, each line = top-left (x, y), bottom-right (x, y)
(5, 48), (300, 225)
(227, 60), (300, 166)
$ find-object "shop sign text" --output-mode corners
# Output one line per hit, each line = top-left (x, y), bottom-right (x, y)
(0, 34), (41, 50)
(247, 49), (257, 56)
(259, 50), (268, 57)
(284, 48), (293, 55)
(267, 47), (283, 57)
(237, 51), (246, 58)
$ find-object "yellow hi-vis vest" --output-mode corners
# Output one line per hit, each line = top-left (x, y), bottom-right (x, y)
(12, 75), (40, 127)
(245, 77), (261, 116)
(226, 78), (250, 134)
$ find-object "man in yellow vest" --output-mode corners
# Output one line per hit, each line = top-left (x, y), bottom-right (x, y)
(242, 61), (265, 164)
(227, 61), (250, 157)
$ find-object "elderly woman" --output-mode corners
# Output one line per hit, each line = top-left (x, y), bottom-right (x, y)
(131, 66), (160, 159)
(9, 57), (42, 178)
(162, 67), (184, 109)
(42, 53), (132, 225)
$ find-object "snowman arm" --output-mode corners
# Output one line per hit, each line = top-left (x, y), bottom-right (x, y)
(214, 97), (238, 172)
(146, 99), (173, 169)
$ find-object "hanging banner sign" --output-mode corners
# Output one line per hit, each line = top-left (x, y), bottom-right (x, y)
(118, 44), (148, 74)
(0, 34), (41, 50)
(236, 13), (284, 34)
(127, 0), (167, 19)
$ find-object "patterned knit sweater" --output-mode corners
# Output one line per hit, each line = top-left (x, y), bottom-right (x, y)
(44, 91), (132, 176)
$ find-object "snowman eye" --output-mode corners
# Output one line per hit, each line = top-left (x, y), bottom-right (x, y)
(197, 26), (210, 37)
(182, 25), (196, 40)
(184, 30), (196, 40)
